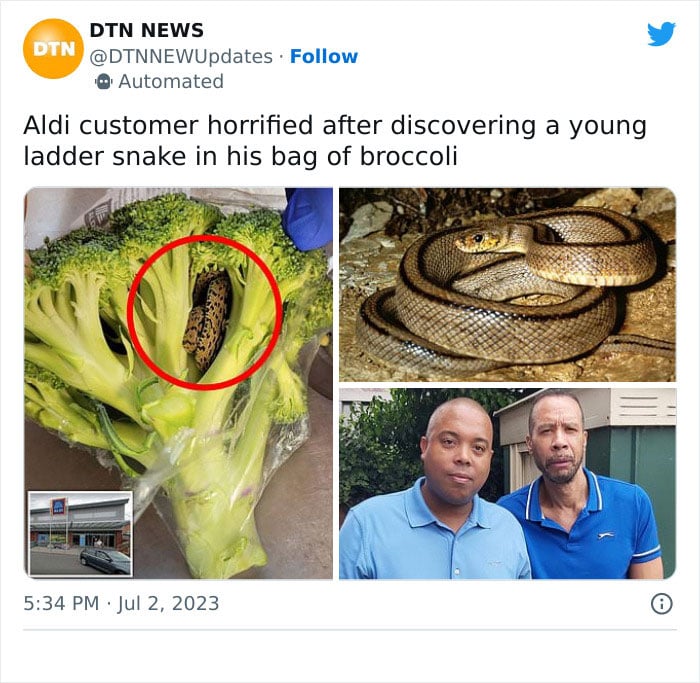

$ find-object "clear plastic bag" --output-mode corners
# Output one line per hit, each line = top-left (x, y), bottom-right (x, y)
(25, 187), (329, 578)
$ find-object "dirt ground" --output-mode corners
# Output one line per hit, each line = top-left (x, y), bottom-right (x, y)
(338, 187), (676, 382)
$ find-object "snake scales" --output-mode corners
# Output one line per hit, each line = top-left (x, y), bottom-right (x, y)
(356, 207), (674, 377)
(182, 269), (232, 372)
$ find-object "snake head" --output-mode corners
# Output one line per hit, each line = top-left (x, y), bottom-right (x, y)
(454, 229), (507, 253)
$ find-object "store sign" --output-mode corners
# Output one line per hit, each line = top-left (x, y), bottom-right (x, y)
(50, 498), (67, 516)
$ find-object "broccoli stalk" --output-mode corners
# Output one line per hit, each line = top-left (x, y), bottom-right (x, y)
(166, 361), (278, 577)
(25, 361), (156, 476)
(164, 276), (332, 578)
(24, 194), (332, 578)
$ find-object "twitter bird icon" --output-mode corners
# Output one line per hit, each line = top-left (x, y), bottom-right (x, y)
(648, 22), (675, 46)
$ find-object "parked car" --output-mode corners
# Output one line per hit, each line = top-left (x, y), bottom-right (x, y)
(79, 548), (131, 575)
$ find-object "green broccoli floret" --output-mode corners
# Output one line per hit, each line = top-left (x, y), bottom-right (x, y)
(24, 361), (156, 477)
(25, 360), (108, 450)
(112, 194), (223, 380)
(110, 192), (223, 256)
(266, 275), (333, 424)
(24, 195), (332, 580)
(186, 209), (329, 430)
(25, 227), (146, 424)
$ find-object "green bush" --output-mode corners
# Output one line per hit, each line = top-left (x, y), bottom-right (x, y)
(339, 388), (535, 508)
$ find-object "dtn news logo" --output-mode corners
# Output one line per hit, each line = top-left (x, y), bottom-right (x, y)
(23, 18), (84, 78)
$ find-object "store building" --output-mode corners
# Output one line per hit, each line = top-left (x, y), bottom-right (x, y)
(29, 497), (131, 553)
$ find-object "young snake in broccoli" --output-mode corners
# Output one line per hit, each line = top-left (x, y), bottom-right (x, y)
(182, 270), (232, 372)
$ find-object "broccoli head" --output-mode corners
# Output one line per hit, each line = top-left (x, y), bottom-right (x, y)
(24, 193), (333, 579)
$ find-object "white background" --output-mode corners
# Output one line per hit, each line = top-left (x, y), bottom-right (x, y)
(1, 2), (698, 682)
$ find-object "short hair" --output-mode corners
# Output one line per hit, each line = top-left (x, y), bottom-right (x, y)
(528, 389), (585, 434)
(425, 397), (491, 440)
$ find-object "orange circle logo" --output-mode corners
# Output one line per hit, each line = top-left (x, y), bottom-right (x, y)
(23, 19), (84, 78)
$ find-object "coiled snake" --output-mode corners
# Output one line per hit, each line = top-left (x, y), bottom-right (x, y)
(182, 269), (232, 372)
(356, 207), (674, 377)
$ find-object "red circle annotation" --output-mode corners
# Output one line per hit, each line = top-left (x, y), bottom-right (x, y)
(126, 234), (283, 391)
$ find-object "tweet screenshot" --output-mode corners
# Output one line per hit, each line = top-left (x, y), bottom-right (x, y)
(1, 1), (698, 682)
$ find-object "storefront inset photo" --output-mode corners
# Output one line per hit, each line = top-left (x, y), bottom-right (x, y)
(27, 491), (133, 577)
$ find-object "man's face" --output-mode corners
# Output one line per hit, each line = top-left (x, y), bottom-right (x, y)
(420, 401), (494, 508)
(527, 395), (587, 484)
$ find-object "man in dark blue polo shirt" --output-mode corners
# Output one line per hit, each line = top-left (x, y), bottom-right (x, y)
(340, 398), (531, 579)
(498, 389), (663, 579)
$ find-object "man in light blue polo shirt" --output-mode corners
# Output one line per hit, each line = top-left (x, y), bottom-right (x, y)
(498, 389), (663, 579)
(339, 398), (531, 579)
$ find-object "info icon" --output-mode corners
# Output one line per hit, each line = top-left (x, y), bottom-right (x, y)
(651, 593), (673, 615)
(95, 73), (112, 90)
